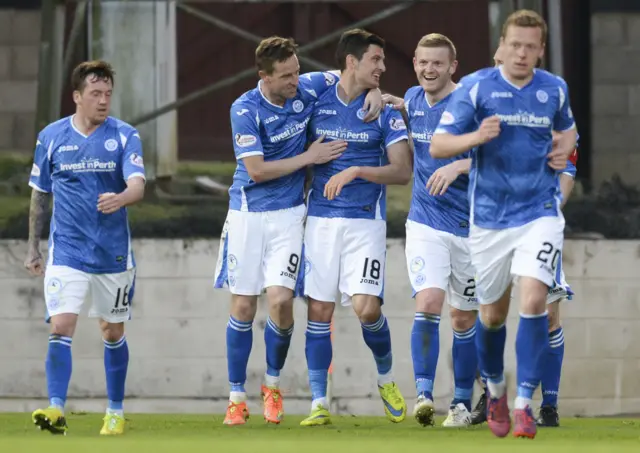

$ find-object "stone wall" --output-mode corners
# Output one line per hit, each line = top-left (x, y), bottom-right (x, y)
(0, 238), (638, 416)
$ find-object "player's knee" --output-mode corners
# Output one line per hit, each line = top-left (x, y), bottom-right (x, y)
(49, 313), (78, 337)
(450, 307), (477, 332)
(230, 295), (258, 322)
(267, 287), (294, 327)
(547, 301), (561, 331)
(518, 278), (548, 315)
(479, 305), (507, 328)
(307, 299), (334, 323)
(352, 295), (382, 324)
(100, 320), (124, 342)
(415, 288), (445, 315)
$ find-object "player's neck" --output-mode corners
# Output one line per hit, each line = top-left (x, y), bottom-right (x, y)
(500, 66), (534, 88)
(336, 75), (366, 104)
(72, 113), (101, 136)
(424, 81), (457, 107)
(259, 82), (287, 107)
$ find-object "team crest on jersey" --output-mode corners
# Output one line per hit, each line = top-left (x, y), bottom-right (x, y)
(356, 109), (367, 120)
(235, 133), (257, 148)
(130, 153), (144, 168)
(440, 111), (455, 125)
(292, 100), (304, 113)
(536, 90), (549, 103)
(389, 118), (406, 131)
(324, 72), (336, 86)
(104, 138), (118, 152)
(410, 257), (425, 273)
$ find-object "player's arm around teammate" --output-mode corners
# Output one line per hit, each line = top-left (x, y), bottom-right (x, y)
(24, 60), (144, 436)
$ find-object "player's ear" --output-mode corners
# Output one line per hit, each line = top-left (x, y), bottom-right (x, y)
(449, 60), (458, 75)
(72, 90), (81, 104)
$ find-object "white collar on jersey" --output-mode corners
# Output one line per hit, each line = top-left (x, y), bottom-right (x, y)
(498, 65), (538, 90)
(257, 80), (285, 109)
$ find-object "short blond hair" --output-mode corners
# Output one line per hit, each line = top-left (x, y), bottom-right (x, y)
(416, 33), (457, 60)
(502, 9), (547, 44)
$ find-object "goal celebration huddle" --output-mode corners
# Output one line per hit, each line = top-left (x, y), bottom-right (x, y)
(25, 9), (577, 440)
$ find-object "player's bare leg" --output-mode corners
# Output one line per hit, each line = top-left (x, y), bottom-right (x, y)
(224, 295), (258, 425)
(353, 294), (406, 423)
(537, 299), (562, 427)
(100, 320), (128, 435)
(512, 277), (549, 439)
(261, 286), (295, 424)
(477, 285), (511, 438)
(411, 288), (444, 426)
(32, 313), (78, 435)
(443, 307), (477, 427)
(300, 299), (335, 426)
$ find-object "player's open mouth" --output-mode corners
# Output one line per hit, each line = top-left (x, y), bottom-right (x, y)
(424, 76), (437, 81)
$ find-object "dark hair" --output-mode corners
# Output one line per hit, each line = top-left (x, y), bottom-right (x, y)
(71, 60), (115, 92)
(335, 29), (385, 71)
(255, 36), (298, 75)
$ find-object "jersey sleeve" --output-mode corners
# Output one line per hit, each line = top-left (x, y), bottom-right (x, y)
(563, 148), (578, 177)
(554, 78), (576, 132)
(29, 134), (53, 193)
(434, 80), (479, 135)
(382, 108), (409, 148)
(121, 130), (146, 182)
(230, 104), (264, 160)
(298, 71), (339, 101)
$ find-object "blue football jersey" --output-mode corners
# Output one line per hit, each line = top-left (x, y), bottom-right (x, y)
(307, 85), (409, 220)
(29, 116), (145, 274)
(435, 67), (576, 229)
(228, 71), (340, 212)
(405, 85), (471, 237)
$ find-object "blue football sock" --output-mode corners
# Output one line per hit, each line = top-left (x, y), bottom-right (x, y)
(541, 326), (564, 407)
(104, 336), (129, 414)
(264, 317), (293, 385)
(226, 316), (253, 394)
(451, 324), (477, 411)
(46, 334), (73, 411)
(516, 313), (549, 408)
(411, 312), (440, 400)
(305, 320), (332, 404)
(361, 314), (393, 379)
(475, 317), (507, 397)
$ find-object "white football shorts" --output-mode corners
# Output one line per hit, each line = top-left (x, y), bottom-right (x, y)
(469, 214), (565, 305)
(213, 204), (305, 295)
(546, 255), (573, 304)
(44, 265), (135, 323)
(405, 220), (478, 311)
(303, 216), (386, 306)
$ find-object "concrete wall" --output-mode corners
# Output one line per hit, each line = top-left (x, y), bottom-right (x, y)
(591, 13), (640, 185)
(0, 9), (40, 153)
(0, 238), (639, 417)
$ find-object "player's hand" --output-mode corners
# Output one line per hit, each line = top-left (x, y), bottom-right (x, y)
(97, 192), (124, 214)
(362, 88), (383, 122)
(547, 147), (568, 170)
(381, 94), (404, 110)
(475, 115), (501, 144)
(426, 162), (462, 196)
(324, 166), (360, 200)
(24, 249), (44, 276)
(307, 135), (347, 164)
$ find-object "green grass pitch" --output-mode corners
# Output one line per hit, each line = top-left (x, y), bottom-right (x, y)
(0, 413), (639, 453)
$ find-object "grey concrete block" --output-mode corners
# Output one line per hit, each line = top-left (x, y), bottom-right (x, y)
(591, 117), (637, 152)
(11, 45), (39, 80)
(0, 11), (13, 46)
(10, 11), (41, 46)
(625, 14), (640, 47)
(592, 48), (640, 84)
(592, 84), (629, 116)
(0, 46), (10, 80)
(629, 85), (640, 116)
(13, 112), (36, 149)
(0, 81), (37, 113)
(0, 113), (15, 148)
(591, 14), (626, 46)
